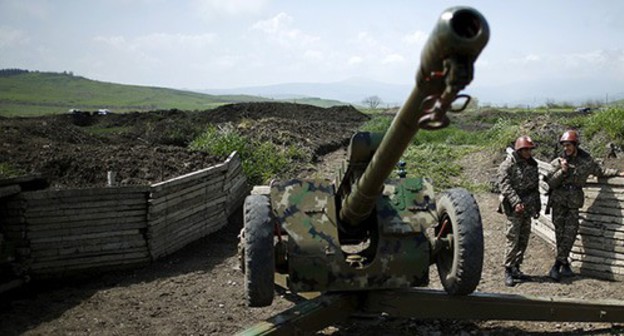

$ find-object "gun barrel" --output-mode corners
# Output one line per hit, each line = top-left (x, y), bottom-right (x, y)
(339, 6), (490, 226)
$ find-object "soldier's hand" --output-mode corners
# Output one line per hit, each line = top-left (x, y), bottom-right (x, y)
(560, 158), (569, 173)
(514, 203), (525, 214)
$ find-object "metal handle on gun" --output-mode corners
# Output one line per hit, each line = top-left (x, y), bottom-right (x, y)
(418, 57), (473, 130)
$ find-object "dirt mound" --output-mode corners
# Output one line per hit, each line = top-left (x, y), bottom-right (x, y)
(0, 102), (368, 188)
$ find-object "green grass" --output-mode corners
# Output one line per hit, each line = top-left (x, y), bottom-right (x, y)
(356, 108), (624, 193)
(0, 71), (346, 116)
(0, 162), (26, 178)
(189, 125), (308, 185)
(565, 108), (624, 157)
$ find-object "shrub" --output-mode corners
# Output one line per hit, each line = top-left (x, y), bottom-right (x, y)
(189, 125), (306, 185)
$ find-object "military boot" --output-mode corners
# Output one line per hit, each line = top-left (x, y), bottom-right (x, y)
(548, 261), (561, 282)
(511, 264), (527, 280)
(560, 262), (574, 277)
(504, 267), (515, 287)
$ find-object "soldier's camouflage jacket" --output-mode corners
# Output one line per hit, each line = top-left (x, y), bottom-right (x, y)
(545, 148), (620, 209)
(497, 151), (541, 216)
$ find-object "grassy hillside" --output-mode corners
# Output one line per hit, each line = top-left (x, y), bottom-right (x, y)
(0, 70), (345, 117)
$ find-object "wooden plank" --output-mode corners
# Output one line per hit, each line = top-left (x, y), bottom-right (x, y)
(148, 195), (223, 227)
(30, 250), (150, 271)
(3, 216), (26, 225)
(24, 197), (147, 213)
(584, 190), (624, 202)
(149, 173), (224, 205)
(149, 170), (227, 200)
(569, 256), (624, 275)
(586, 176), (624, 186)
(148, 178), (225, 213)
(30, 234), (146, 251)
(573, 237), (624, 255)
(0, 184), (21, 198)
(579, 212), (624, 226)
(531, 220), (556, 246)
(31, 238), (146, 259)
(224, 174), (247, 192)
(24, 193), (148, 208)
(148, 194), (226, 227)
(571, 246), (624, 263)
(30, 257), (151, 276)
(22, 186), (149, 200)
(25, 203), (147, 219)
(26, 213), (146, 232)
(225, 163), (243, 181)
(150, 162), (228, 193)
(583, 198), (624, 209)
(148, 205), (223, 238)
(28, 223), (145, 239)
(584, 186), (624, 195)
(578, 205), (623, 217)
(27, 221), (146, 239)
(571, 261), (624, 278)
(578, 225), (624, 240)
(29, 229), (142, 244)
(149, 205), (224, 236)
(149, 212), (226, 259)
(579, 219), (624, 235)
(25, 208), (146, 225)
(149, 208), (225, 244)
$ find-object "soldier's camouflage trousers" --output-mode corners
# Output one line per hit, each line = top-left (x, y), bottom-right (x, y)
(552, 205), (580, 263)
(504, 212), (532, 268)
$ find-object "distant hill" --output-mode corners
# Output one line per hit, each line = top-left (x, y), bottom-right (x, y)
(202, 76), (624, 109)
(201, 77), (412, 108)
(0, 70), (348, 117)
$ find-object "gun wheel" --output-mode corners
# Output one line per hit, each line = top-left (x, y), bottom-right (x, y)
(243, 194), (275, 307)
(434, 188), (484, 295)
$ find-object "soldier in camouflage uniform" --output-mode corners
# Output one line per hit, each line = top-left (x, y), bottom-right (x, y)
(497, 136), (541, 287)
(544, 130), (624, 281)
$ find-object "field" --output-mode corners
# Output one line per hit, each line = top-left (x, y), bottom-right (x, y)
(1, 102), (624, 335)
(0, 71), (346, 117)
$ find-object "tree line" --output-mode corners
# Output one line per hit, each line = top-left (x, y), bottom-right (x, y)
(0, 69), (75, 77)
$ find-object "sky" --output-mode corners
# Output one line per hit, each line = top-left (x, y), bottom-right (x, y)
(1, 0), (624, 105)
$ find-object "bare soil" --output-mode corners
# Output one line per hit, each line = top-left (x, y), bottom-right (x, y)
(1, 104), (624, 335)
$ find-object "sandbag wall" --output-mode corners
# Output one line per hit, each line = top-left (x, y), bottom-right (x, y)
(532, 159), (624, 280)
(0, 151), (247, 279)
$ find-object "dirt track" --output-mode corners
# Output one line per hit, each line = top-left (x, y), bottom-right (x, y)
(1, 103), (624, 335)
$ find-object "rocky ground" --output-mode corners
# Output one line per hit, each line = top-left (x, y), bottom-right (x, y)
(1, 103), (624, 335)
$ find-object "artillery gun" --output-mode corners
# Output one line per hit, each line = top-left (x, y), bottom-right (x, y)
(241, 5), (488, 307)
(238, 6), (624, 335)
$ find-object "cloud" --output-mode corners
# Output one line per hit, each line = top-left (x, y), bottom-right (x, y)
(94, 33), (217, 52)
(192, 0), (269, 18)
(508, 54), (540, 64)
(355, 32), (379, 49)
(90, 32), (220, 85)
(0, 26), (30, 48)
(251, 12), (319, 47)
(403, 31), (427, 45)
(382, 53), (405, 65)
(348, 56), (364, 65)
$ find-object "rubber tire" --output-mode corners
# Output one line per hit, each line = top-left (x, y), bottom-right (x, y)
(243, 194), (275, 307)
(434, 188), (484, 295)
